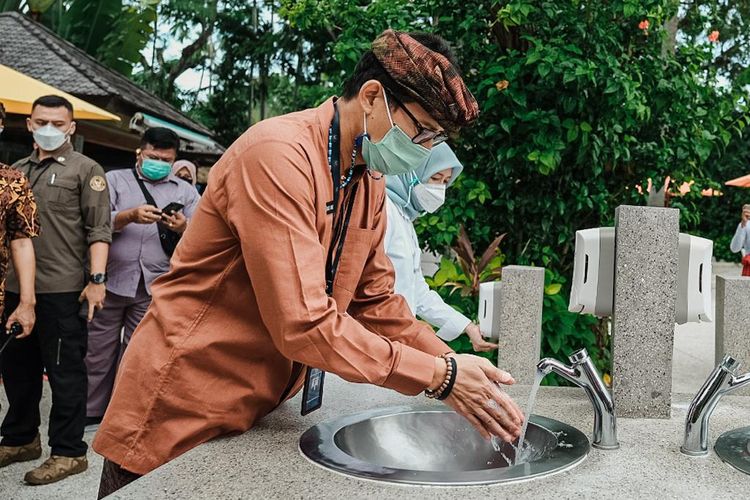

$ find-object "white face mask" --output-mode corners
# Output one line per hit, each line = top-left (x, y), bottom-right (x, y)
(412, 183), (446, 213)
(33, 123), (69, 152)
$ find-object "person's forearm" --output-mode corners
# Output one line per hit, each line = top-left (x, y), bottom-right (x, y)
(730, 223), (745, 253)
(113, 209), (134, 232)
(89, 241), (109, 274)
(10, 238), (36, 304)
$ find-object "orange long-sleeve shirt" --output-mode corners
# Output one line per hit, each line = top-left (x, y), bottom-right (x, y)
(92, 98), (449, 474)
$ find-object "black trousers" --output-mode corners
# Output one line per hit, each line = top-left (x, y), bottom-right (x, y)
(0, 291), (88, 457)
(98, 459), (142, 498)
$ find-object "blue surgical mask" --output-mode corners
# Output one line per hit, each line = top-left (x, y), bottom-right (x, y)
(361, 89), (431, 175)
(141, 158), (172, 181)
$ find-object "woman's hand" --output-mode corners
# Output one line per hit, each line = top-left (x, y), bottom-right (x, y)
(440, 354), (524, 442)
(464, 323), (498, 352)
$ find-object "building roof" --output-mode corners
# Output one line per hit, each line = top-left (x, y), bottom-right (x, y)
(0, 11), (212, 136)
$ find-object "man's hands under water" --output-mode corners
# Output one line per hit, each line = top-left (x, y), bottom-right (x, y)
(430, 354), (524, 443)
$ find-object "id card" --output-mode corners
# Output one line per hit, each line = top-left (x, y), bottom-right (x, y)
(301, 367), (325, 415)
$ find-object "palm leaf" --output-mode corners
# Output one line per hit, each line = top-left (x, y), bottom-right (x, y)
(454, 225), (476, 266)
(477, 233), (506, 274)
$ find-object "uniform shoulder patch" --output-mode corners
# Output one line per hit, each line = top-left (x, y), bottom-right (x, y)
(89, 175), (107, 192)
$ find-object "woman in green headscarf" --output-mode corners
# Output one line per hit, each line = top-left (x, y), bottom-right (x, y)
(384, 143), (497, 352)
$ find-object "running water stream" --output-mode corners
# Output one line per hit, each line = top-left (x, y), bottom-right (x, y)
(513, 368), (545, 464)
(491, 368), (546, 465)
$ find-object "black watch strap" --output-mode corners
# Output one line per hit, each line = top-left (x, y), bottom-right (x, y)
(89, 273), (108, 284)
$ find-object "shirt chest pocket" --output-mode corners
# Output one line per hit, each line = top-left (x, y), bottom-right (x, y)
(47, 178), (79, 211)
(332, 227), (376, 297)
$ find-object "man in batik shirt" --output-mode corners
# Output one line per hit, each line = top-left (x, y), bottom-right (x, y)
(0, 100), (41, 423)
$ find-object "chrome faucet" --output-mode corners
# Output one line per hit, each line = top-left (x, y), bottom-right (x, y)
(681, 354), (750, 456)
(537, 348), (619, 450)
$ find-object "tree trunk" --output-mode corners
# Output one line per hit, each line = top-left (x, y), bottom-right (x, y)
(662, 14), (680, 57)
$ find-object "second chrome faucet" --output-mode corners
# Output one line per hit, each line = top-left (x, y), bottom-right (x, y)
(681, 354), (750, 456)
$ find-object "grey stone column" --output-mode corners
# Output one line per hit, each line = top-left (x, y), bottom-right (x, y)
(716, 275), (750, 396)
(496, 265), (545, 385)
(612, 205), (680, 419)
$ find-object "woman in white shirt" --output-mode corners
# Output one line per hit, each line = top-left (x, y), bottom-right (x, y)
(384, 143), (497, 352)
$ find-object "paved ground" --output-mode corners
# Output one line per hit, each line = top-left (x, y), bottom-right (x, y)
(0, 262), (742, 499)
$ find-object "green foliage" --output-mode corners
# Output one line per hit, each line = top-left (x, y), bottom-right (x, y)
(425, 229), (505, 364)
(426, 255), (499, 363)
(132, 0), (219, 108)
(678, 0), (750, 86)
(691, 121), (750, 261)
(4, 1), (160, 76)
(96, 2), (159, 76)
(273, 0), (748, 377)
(414, 175), (493, 251)
(540, 269), (610, 386)
(426, 257), (477, 315)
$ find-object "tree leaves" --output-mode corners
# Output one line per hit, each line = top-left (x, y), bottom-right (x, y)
(4, 0), (160, 77)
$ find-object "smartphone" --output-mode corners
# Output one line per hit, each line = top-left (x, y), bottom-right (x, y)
(161, 202), (184, 216)
(79, 300), (90, 320)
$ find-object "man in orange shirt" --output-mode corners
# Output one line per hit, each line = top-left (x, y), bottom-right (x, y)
(94, 30), (524, 496)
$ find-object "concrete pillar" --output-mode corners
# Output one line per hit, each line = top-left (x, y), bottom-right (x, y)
(715, 275), (750, 396)
(496, 265), (545, 385)
(612, 205), (679, 419)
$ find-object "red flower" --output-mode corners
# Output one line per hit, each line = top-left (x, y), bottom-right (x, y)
(708, 30), (720, 43)
(638, 20), (650, 31)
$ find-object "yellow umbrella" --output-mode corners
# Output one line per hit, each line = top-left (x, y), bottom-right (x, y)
(0, 64), (120, 121)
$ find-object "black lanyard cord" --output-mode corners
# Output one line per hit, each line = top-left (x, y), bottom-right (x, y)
(328, 105), (342, 217)
(324, 104), (360, 296)
(301, 103), (359, 416)
(326, 183), (359, 295)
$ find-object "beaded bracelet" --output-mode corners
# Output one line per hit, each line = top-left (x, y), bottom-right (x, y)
(437, 357), (458, 400)
(425, 354), (457, 400)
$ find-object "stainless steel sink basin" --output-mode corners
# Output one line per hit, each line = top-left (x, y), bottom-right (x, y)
(299, 405), (589, 485)
(715, 426), (750, 475)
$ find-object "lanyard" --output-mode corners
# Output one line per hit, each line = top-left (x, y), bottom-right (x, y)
(301, 104), (359, 416)
(324, 105), (359, 296)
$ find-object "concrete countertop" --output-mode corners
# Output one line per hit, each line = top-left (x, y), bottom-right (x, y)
(114, 376), (749, 499)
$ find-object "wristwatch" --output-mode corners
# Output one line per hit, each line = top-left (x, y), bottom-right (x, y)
(89, 273), (108, 284)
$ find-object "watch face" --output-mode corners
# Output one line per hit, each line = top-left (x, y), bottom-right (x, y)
(90, 273), (107, 284)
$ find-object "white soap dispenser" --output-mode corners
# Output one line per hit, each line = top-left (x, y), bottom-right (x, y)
(478, 281), (502, 342)
(568, 227), (615, 317)
(676, 233), (713, 324)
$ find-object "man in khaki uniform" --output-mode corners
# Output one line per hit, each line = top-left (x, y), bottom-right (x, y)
(0, 95), (111, 485)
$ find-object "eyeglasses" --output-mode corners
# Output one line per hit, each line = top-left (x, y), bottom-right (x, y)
(387, 92), (448, 146)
